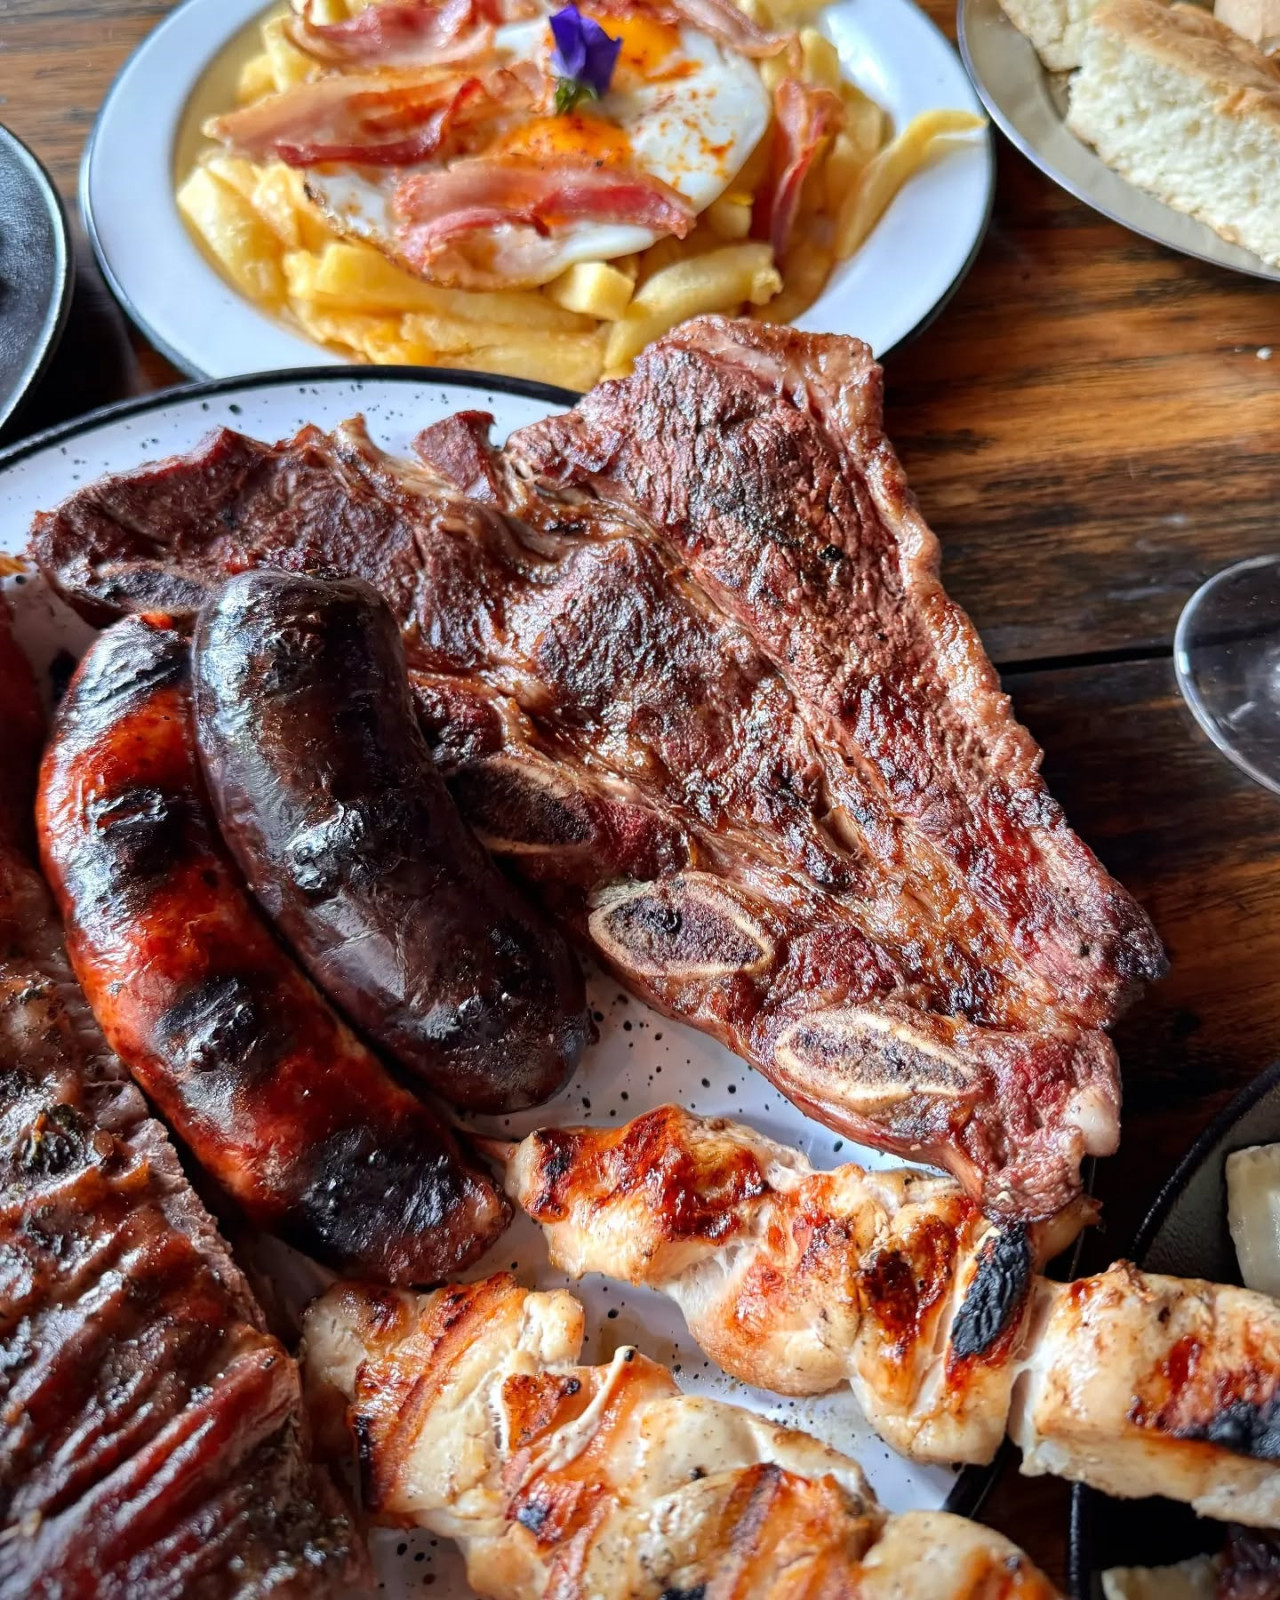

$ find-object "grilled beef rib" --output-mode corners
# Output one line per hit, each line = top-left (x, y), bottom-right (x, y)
(29, 318), (1164, 1219)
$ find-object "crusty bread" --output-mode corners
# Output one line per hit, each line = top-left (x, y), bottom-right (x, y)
(1068, 0), (1280, 265)
(998, 0), (1104, 71)
(1216, 0), (1280, 51)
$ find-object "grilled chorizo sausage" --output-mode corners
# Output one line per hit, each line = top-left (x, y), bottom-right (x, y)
(37, 612), (509, 1283)
(191, 571), (590, 1113)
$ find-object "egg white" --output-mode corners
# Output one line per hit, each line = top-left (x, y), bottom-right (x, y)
(304, 18), (771, 285)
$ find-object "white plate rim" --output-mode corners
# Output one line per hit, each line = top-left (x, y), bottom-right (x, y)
(80, 0), (995, 381)
(957, 0), (1280, 283)
(0, 364), (1001, 1552)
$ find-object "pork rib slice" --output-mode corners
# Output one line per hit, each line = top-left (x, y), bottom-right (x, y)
(28, 318), (1163, 1220)
(0, 599), (367, 1598)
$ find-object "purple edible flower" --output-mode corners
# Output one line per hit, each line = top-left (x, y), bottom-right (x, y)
(549, 4), (622, 113)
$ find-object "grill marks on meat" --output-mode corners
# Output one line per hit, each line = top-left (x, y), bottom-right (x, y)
(301, 1273), (1063, 1599)
(0, 599), (366, 1599)
(37, 612), (508, 1283)
(28, 319), (1164, 1220)
(498, 1107), (1280, 1526)
(1011, 1264), (1280, 1528)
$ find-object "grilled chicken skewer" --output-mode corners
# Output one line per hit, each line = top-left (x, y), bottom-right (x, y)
(0, 597), (368, 1597)
(302, 1271), (1061, 1600)
(496, 1106), (1280, 1525)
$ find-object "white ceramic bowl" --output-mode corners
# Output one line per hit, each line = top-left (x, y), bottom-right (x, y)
(82, 0), (994, 379)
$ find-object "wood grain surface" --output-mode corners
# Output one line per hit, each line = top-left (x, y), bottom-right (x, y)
(3, 1), (1280, 1590)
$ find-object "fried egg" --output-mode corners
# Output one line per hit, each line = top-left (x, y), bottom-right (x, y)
(304, 9), (771, 286)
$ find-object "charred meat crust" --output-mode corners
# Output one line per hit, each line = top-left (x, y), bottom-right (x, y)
(36, 612), (509, 1284)
(192, 570), (590, 1113)
(949, 1223), (1033, 1365)
(27, 320), (1164, 1221)
(0, 597), (367, 1600)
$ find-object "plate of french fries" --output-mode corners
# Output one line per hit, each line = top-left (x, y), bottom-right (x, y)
(84, 0), (992, 388)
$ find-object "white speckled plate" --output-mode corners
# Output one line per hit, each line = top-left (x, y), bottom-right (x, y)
(0, 369), (988, 1599)
(82, 0), (992, 381)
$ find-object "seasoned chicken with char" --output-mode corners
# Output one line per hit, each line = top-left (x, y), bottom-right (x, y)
(302, 1272), (1062, 1599)
(492, 1104), (1081, 1465)
(499, 1106), (1280, 1525)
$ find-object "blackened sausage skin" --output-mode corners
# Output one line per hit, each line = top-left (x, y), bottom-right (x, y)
(37, 612), (509, 1283)
(192, 572), (590, 1113)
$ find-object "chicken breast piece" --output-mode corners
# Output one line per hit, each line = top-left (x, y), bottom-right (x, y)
(1010, 1264), (1280, 1527)
(492, 1104), (1082, 1464)
(500, 1108), (1280, 1529)
(301, 1272), (1062, 1600)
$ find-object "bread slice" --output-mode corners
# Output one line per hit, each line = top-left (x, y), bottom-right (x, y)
(1216, 0), (1280, 52)
(998, 0), (1103, 71)
(1068, 0), (1280, 265)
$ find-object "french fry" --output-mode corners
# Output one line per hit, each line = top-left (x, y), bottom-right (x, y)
(178, 167), (285, 306)
(282, 249), (326, 304)
(290, 301), (410, 361)
(706, 193), (753, 240)
(543, 261), (635, 321)
(236, 52), (277, 105)
(842, 81), (887, 165)
(400, 312), (498, 355)
(822, 130), (865, 215)
(835, 110), (984, 260)
(755, 238), (832, 323)
(306, 0), (351, 22)
(799, 27), (841, 88)
(636, 228), (734, 283)
(303, 242), (595, 329)
(250, 162), (329, 251)
(757, 0), (817, 24)
(759, 52), (789, 94)
(605, 242), (780, 372)
(202, 154), (261, 205)
(436, 331), (607, 392)
(263, 15), (316, 92)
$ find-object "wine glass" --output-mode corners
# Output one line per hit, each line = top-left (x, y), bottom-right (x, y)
(1175, 553), (1280, 796)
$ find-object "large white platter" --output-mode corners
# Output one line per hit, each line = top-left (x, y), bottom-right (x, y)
(0, 369), (988, 1599)
(82, 0), (993, 380)
(959, 0), (1280, 281)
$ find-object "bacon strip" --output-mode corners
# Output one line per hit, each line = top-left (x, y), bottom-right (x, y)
(394, 156), (695, 283)
(755, 77), (844, 258)
(206, 64), (538, 166)
(287, 0), (497, 67)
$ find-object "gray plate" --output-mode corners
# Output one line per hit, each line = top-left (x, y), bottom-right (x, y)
(957, 0), (1280, 281)
(0, 124), (71, 432)
(1067, 1059), (1280, 1596)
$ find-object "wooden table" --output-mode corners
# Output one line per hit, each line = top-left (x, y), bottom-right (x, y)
(5, 1), (1280, 1588)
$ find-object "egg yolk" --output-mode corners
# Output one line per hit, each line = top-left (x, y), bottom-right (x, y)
(583, 10), (681, 77)
(497, 112), (634, 165)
